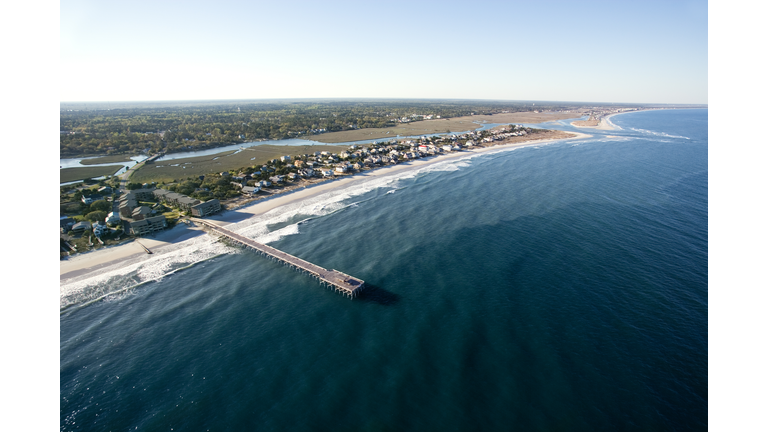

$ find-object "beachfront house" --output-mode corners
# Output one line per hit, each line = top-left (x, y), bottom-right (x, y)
(125, 215), (167, 236)
(242, 186), (260, 194)
(299, 168), (315, 178)
(190, 199), (221, 217)
(70, 221), (92, 234)
(92, 221), (109, 237)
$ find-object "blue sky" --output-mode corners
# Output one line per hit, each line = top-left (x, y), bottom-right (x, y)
(60, 0), (708, 104)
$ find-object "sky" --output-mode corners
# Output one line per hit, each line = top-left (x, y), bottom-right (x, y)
(60, 0), (708, 104)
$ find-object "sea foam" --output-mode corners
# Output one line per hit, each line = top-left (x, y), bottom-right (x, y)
(60, 145), (552, 308)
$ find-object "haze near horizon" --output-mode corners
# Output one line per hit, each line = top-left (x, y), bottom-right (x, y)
(60, 0), (708, 105)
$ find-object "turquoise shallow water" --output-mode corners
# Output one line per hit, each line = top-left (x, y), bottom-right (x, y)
(61, 109), (707, 431)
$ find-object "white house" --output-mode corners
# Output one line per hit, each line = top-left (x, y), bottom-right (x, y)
(81, 194), (101, 205)
(92, 222), (109, 237)
(299, 168), (315, 178)
(105, 212), (121, 225)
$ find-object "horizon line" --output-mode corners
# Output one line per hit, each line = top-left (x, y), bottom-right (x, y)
(60, 97), (708, 106)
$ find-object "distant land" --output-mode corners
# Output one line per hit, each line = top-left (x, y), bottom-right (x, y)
(60, 98), (707, 112)
(60, 98), (706, 158)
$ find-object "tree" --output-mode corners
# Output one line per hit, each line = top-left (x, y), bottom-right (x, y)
(126, 182), (143, 190)
(85, 211), (107, 222)
(89, 200), (111, 212)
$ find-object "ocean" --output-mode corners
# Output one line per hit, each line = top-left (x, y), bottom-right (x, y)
(60, 109), (708, 431)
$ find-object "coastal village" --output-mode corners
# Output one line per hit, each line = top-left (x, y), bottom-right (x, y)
(60, 124), (572, 257)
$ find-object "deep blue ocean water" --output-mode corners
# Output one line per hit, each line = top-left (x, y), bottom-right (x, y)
(60, 109), (707, 431)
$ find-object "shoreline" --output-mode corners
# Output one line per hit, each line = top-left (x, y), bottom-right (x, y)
(570, 107), (705, 131)
(571, 113), (622, 130)
(60, 130), (591, 281)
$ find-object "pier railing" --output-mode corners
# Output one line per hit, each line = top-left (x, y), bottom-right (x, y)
(190, 218), (365, 298)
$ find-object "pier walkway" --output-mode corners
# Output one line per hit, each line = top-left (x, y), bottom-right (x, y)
(191, 218), (365, 298)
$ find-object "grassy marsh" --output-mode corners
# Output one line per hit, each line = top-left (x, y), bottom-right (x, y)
(305, 112), (584, 143)
(79, 155), (136, 165)
(60, 165), (124, 183)
(129, 144), (346, 183)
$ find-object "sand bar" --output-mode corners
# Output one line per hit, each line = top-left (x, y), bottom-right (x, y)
(571, 116), (616, 131)
(61, 131), (591, 281)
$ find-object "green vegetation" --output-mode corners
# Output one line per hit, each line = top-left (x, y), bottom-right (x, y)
(60, 182), (117, 217)
(79, 155), (135, 165)
(61, 229), (130, 257)
(60, 100), (590, 157)
(129, 144), (345, 184)
(85, 211), (107, 222)
(87, 200), (111, 212)
(60, 165), (124, 183)
(161, 174), (241, 201)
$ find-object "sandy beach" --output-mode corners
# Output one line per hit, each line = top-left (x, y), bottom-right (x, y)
(60, 131), (591, 281)
(571, 109), (660, 131)
(571, 115), (617, 130)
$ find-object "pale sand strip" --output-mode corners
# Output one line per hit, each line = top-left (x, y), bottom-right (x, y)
(571, 108), (664, 131)
(60, 131), (591, 280)
(571, 116), (616, 130)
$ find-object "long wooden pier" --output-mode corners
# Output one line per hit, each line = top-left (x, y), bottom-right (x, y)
(191, 218), (365, 298)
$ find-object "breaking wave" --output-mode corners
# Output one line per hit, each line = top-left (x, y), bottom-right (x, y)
(629, 127), (689, 140)
(60, 236), (233, 310)
(59, 144), (567, 309)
